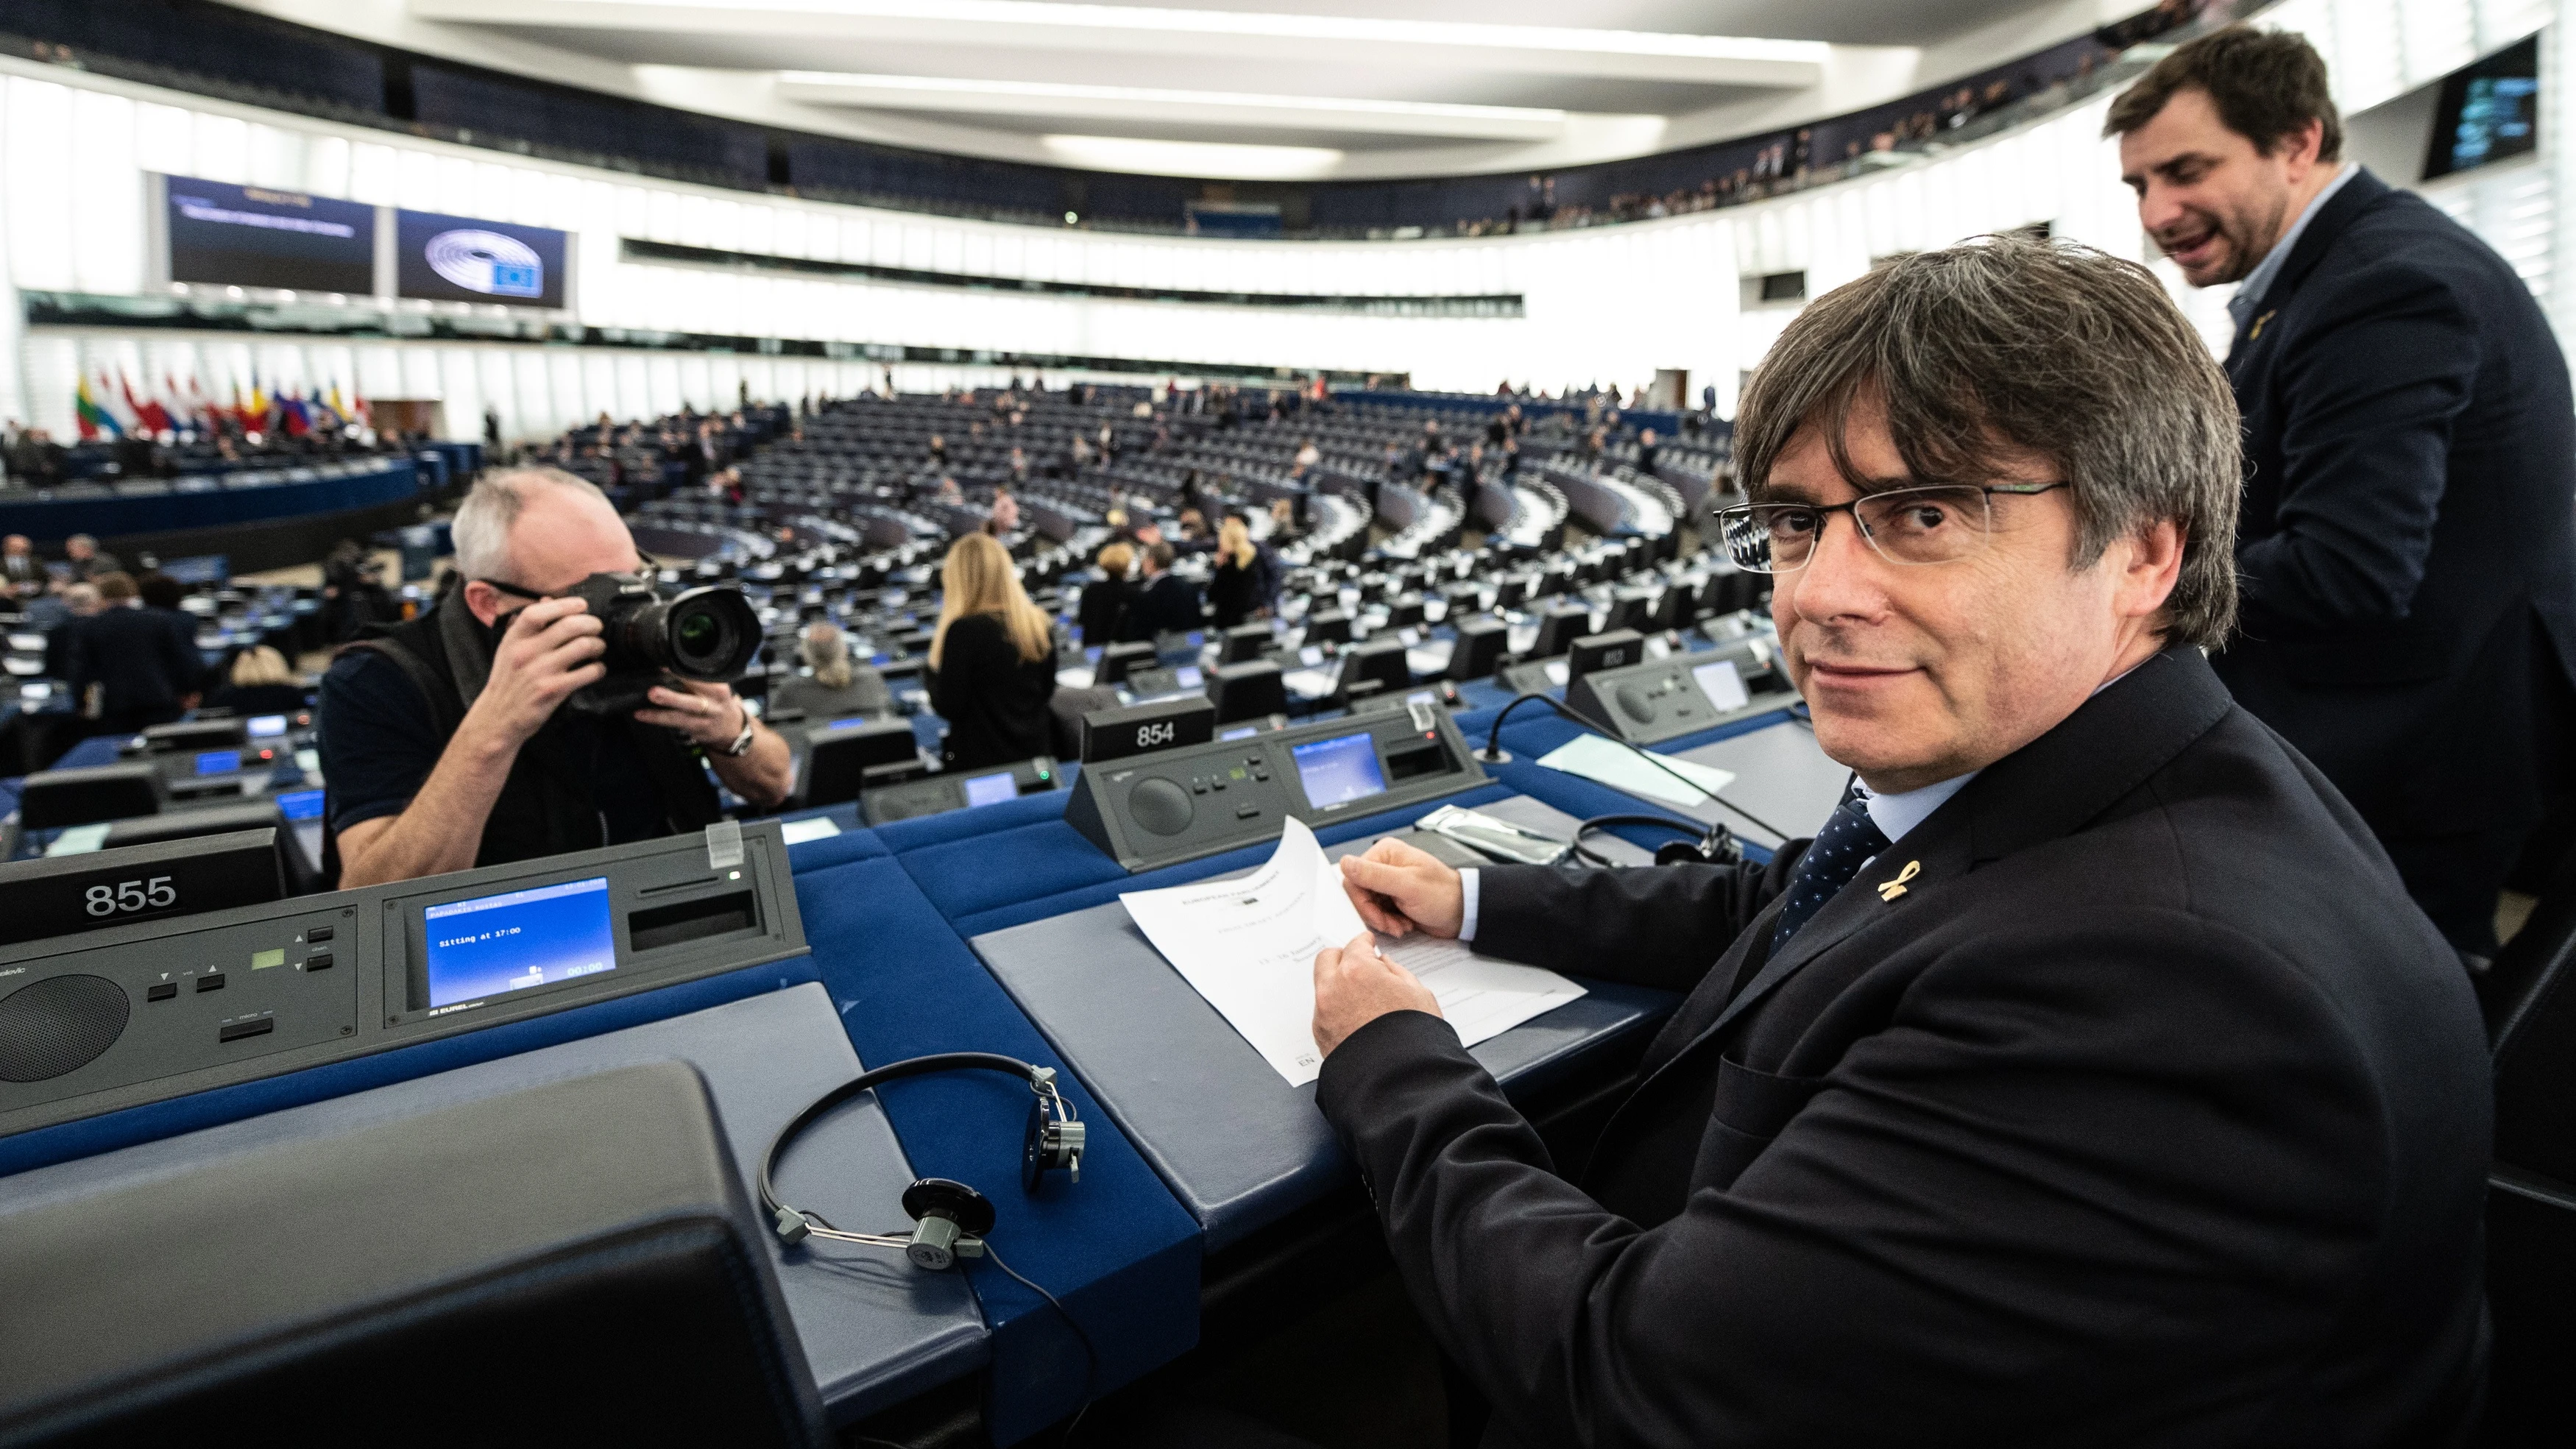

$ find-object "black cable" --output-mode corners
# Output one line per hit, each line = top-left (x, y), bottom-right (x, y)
(1480, 689), (1791, 841)
(1569, 811), (1736, 868)
(760, 1051), (1048, 1227)
(980, 1241), (1098, 1443)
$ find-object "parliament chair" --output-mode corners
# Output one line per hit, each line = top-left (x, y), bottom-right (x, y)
(2483, 843), (2576, 1445)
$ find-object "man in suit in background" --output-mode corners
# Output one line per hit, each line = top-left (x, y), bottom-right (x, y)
(63, 571), (202, 737)
(1117, 542), (1204, 642)
(1, 534), (44, 596)
(2113, 26), (2576, 966)
(1309, 239), (2489, 1445)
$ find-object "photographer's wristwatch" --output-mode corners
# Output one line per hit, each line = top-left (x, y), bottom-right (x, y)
(717, 704), (757, 758)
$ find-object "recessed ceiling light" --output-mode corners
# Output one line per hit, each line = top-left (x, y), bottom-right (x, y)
(1040, 134), (1345, 180)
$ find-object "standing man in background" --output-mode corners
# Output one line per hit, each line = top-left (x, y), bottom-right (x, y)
(2112, 26), (2576, 966)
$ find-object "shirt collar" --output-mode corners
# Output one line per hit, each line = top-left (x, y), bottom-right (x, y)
(1854, 771), (1976, 847)
(2228, 162), (2360, 327)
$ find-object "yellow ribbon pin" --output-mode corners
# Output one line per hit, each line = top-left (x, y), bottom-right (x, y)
(1878, 860), (1920, 901)
(2248, 308), (2276, 341)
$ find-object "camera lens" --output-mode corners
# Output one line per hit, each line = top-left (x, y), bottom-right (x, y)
(657, 586), (760, 680)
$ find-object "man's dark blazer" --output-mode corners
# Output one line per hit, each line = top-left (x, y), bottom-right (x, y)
(64, 605), (202, 715)
(2216, 166), (2576, 840)
(1117, 573), (1205, 642)
(1316, 647), (2491, 1447)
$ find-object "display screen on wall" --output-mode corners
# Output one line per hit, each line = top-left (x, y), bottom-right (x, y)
(2424, 35), (2539, 182)
(163, 177), (377, 294)
(394, 210), (569, 308)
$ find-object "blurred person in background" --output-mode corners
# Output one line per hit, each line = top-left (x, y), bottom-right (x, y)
(1119, 542), (1205, 642)
(1078, 540), (1136, 648)
(2113, 27), (2576, 966)
(61, 534), (119, 583)
(1, 534), (43, 596)
(64, 571), (199, 737)
(769, 622), (890, 722)
(927, 533), (1056, 770)
(208, 645), (310, 716)
(1206, 517), (1280, 630)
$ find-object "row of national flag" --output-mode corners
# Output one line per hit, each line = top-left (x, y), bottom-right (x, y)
(72, 371), (369, 442)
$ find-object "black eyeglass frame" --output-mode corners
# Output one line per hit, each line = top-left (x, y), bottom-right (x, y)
(1714, 482), (2070, 574)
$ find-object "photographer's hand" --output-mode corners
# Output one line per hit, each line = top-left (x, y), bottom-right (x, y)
(464, 596), (605, 751)
(336, 598), (604, 889)
(637, 679), (794, 809)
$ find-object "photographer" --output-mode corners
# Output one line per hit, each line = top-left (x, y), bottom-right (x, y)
(319, 467), (789, 888)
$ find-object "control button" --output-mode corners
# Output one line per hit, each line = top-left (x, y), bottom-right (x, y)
(1236, 804), (1260, 819)
(1253, 770), (1270, 782)
(305, 952), (334, 972)
(196, 973), (226, 993)
(1211, 779), (1225, 791)
(307, 925), (334, 943)
(146, 982), (177, 1002)
(1192, 781), (1208, 794)
(219, 1017), (275, 1044)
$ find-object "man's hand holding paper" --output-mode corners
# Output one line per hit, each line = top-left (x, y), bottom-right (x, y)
(1118, 818), (1583, 1087)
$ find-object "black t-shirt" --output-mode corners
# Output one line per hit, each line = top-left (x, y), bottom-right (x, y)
(317, 648), (668, 844)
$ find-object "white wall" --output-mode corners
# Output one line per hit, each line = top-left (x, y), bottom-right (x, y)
(0, 0), (2558, 444)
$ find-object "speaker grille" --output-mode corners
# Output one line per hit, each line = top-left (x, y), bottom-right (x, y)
(0, 974), (131, 1083)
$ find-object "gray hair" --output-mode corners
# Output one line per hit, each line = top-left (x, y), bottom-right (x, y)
(450, 467), (609, 581)
(801, 621), (854, 690)
(1733, 235), (2240, 650)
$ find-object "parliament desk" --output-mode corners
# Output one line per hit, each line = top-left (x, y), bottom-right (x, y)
(0, 681), (1847, 1444)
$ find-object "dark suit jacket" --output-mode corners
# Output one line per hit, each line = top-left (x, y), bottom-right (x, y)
(927, 612), (1055, 770)
(65, 606), (202, 715)
(1118, 573), (1204, 642)
(1076, 573), (1133, 648)
(1316, 648), (2491, 1447)
(2217, 167), (2576, 837)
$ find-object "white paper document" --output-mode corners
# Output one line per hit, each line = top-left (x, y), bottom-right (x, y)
(1537, 733), (1737, 807)
(1120, 818), (1588, 1085)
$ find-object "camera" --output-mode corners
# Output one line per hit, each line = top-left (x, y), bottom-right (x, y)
(552, 572), (762, 715)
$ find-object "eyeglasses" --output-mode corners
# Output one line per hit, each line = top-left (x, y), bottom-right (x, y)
(1713, 482), (2068, 573)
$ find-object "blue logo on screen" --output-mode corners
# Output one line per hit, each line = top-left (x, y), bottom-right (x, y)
(425, 228), (545, 299)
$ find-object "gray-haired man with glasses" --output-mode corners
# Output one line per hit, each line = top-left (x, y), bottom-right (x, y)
(1304, 237), (2488, 1445)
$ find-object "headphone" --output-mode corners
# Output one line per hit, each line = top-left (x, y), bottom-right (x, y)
(757, 1051), (1086, 1267)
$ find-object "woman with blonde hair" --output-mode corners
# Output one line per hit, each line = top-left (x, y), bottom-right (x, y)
(1077, 539), (1134, 648)
(207, 644), (311, 715)
(927, 532), (1058, 769)
(1205, 516), (1274, 629)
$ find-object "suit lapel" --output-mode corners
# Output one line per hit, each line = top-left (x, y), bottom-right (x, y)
(1617, 646), (2238, 1105)
(2225, 170), (2391, 383)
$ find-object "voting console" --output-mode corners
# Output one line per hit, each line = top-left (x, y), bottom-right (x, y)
(0, 823), (806, 1139)
(1067, 704), (1489, 871)
(1565, 634), (1801, 745)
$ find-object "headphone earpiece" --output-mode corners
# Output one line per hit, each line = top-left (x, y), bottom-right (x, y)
(899, 1178), (997, 1271)
(1024, 1088), (1088, 1192)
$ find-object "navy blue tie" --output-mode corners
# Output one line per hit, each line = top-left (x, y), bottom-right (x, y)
(1770, 797), (1890, 952)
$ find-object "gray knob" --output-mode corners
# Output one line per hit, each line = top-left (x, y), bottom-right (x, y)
(1616, 684), (1656, 723)
(1128, 777), (1195, 836)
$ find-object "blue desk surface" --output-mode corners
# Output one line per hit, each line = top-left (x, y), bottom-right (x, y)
(0, 985), (988, 1426)
(971, 795), (1677, 1251)
(0, 458), (420, 542)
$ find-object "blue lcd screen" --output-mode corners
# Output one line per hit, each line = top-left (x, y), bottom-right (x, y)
(247, 714), (289, 738)
(962, 772), (1018, 808)
(1290, 731), (1388, 809)
(274, 787), (326, 821)
(194, 750), (242, 776)
(422, 876), (616, 1009)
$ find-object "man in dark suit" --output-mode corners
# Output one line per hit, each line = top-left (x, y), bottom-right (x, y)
(2113, 26), (2576, 962)
(63, 571), (202, 737)
(1309, 240), (2489, 1445)
(1117, 542), (1204, 642)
